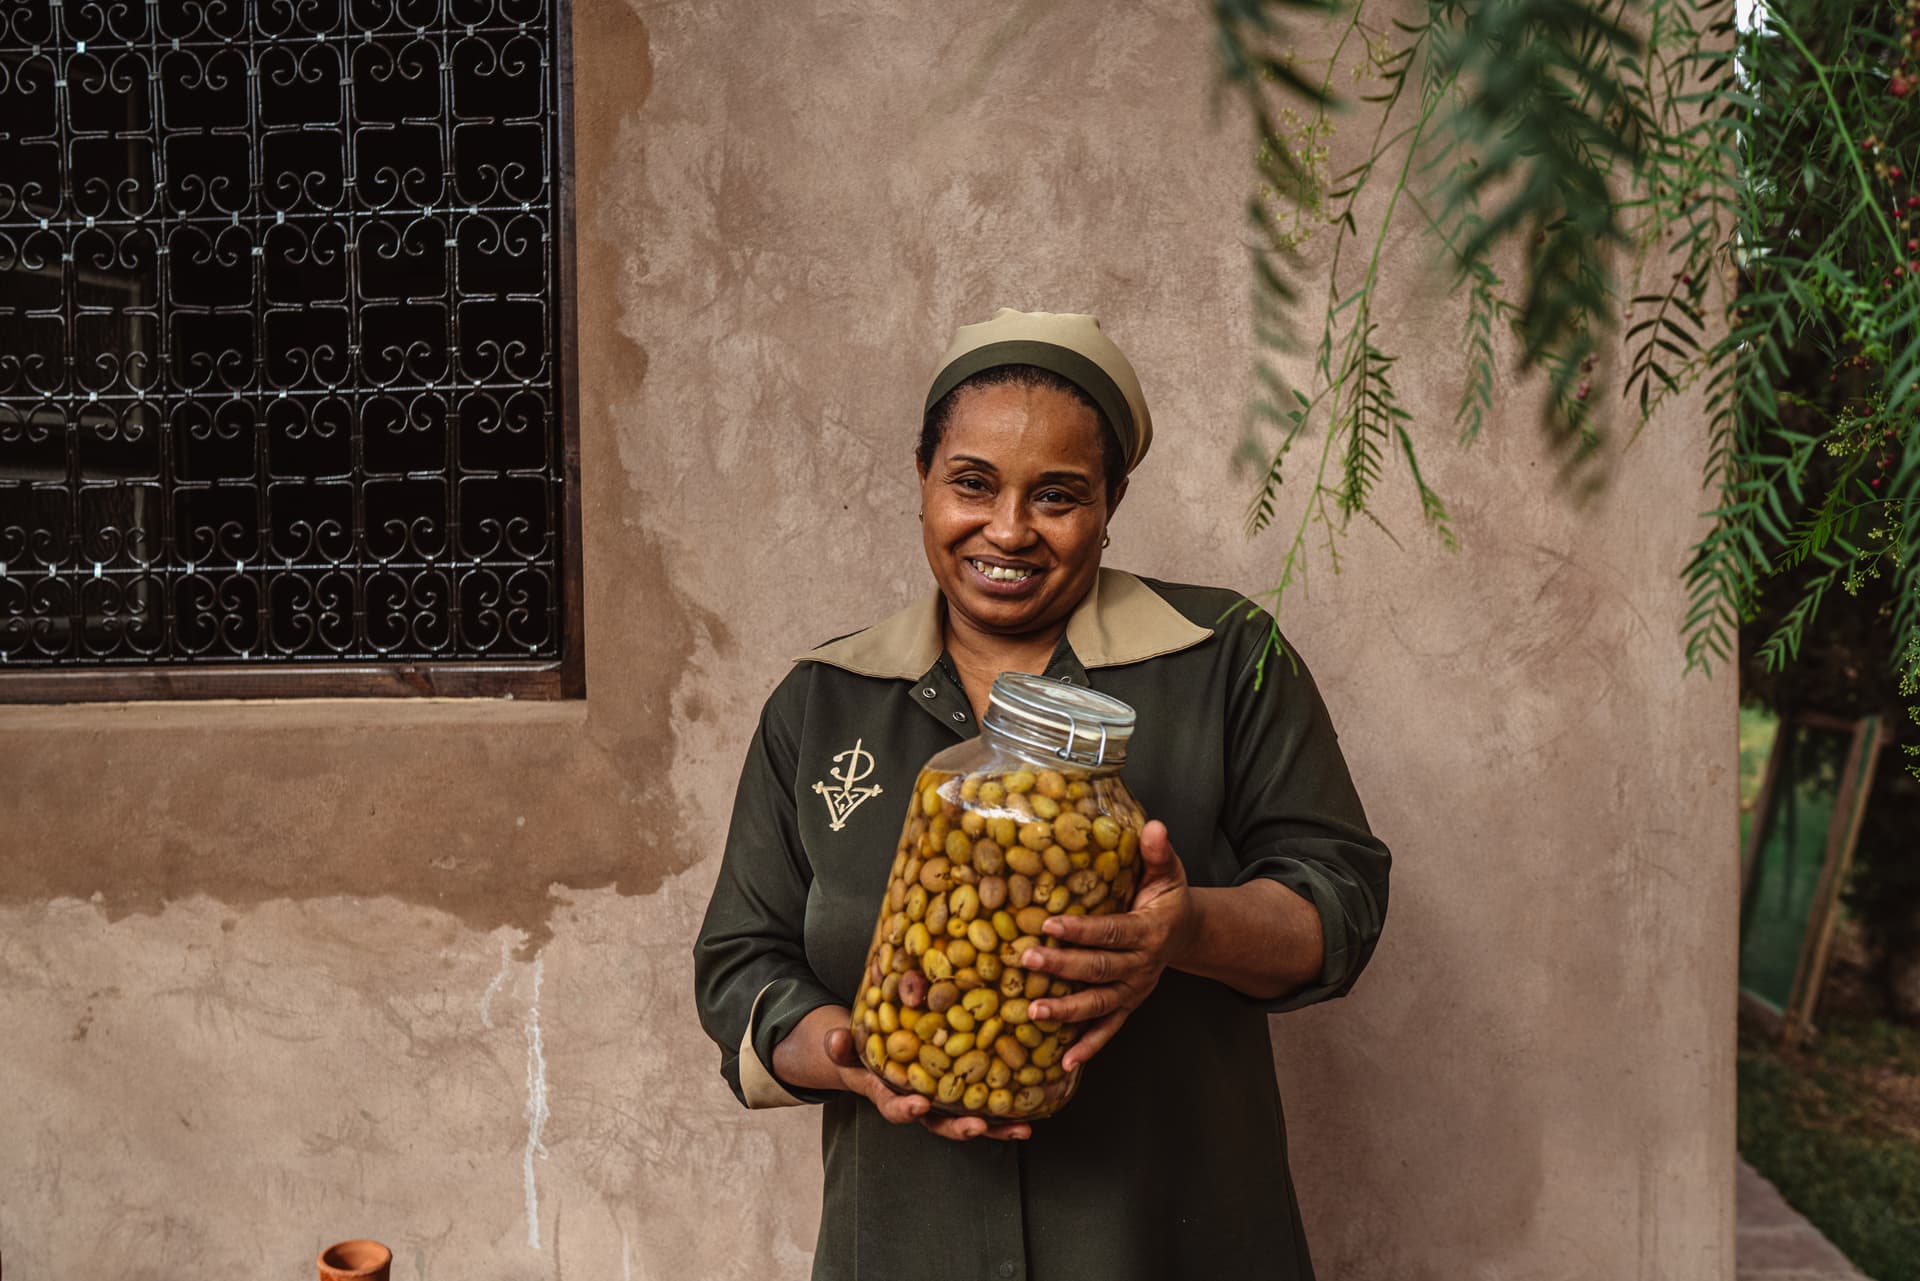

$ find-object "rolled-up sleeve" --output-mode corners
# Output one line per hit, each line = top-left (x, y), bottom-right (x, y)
(1221, 628), (1391, 1013)
(693, 677), (844, 1108)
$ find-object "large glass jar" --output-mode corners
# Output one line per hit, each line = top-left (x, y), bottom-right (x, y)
(850, 673), (1147, 1122)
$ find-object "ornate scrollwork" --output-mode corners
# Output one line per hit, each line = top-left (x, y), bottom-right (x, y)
(0, 0), (566, 667)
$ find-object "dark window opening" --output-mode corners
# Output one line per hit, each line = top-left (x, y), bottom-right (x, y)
(0, 0), (581, 699)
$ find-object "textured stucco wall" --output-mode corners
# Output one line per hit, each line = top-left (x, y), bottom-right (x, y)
(0, 1), (1735, 1278)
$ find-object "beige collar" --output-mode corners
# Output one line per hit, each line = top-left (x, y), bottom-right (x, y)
(796, 568), (1212, 679)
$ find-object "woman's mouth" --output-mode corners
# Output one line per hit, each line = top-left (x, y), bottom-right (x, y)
(966, 558), (1041, 587)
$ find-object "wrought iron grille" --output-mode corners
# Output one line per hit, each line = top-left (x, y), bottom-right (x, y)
(0, 0), (578, 690)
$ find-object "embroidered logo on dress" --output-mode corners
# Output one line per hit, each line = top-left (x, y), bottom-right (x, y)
(812, 738), (884, 831)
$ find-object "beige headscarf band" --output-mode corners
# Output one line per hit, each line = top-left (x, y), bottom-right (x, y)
(924, 308), (1154, 473)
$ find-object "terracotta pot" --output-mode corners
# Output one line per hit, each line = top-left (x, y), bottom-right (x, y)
(318, 1240), (391, 1281)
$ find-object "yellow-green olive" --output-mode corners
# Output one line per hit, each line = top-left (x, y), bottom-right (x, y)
(937, 1072), (966, 1105)
(877, 1002), (899, 1034)
(906, 1063), (939, 1096)
(1032, 1036), (1061, 1068)
(947, 938), (977, 969)
(1017, 821), (1052, 852)
(949, 883), (980, 922)
(967, 919), (998, 952)
(884, 1061), (910, 1089)
(1036, 770), (1067, 800)
(904, 923), (931, 956)
(1012, 1085), (1046, 1114)
(927, 980), (960, 1013)
(998, 967), (1025, 999)
(960, 774), (982, 802)
(1045, 886), (1071, 914)
(987, 815), (1018, 848)
(905, 885), (928, 922)
(946, 1006), (976, 1034)
(978, 780), (1007, 808)
(994, 1037), (1028, 1068)
(925, 895), (950, 933)
(921, 948), (954, 981)
(973, 839), (1006, 876)
(987, 1088), (1015, 1116)
(1005, 770), (1036, 795)
(945, 1031), (975, 1056)
(1008, 874), (1034, 909)
(1042, 846), (1073, 878)
(1015, 906), (1050, 935)
(1054, 812), (1091, 852)
(963, 1082), (991, 1111)
(953, 1049), (991, 1084)
(1094, 849), (1120, 881)
(962, 988), (1000, 1021)
(886, 1029), (921, 1062)
(960, 807), (985, 836)
(919, 1045), (952, 1074)
(1030, 794), (1061, 821)
(976, 1016), (1004, 1051)
(1014, 1022), (1043, 1049)
(914, 1011), (945, 1041)
(947, 829), (975, 863)
(921, 783), (943, 817)
(866, 1033), (887, 1069)
(920, 857), (952, 894)
(1001, 997), (1030, 1025)
(976, 952), (1002, 982)
(986, 1059), (1013, 1089)
(978, 875), (1008, 910)
(1025, 970), (1050, 1000)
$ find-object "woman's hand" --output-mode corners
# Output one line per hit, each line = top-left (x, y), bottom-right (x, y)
(772, 1006), (1030, 1142)
(820, 1026), (1032, 1142)
(1020, 819), (1198, 1072)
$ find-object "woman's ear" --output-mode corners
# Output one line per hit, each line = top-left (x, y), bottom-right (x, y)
(1107, 477), (1128, 520)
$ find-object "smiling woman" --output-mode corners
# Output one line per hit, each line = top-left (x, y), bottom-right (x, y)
(693, 308), (1392, 1281)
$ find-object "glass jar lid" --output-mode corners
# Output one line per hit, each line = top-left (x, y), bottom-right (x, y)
(983, 672), (1136, 768)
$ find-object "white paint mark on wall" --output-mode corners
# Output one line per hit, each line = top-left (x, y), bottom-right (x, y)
(522, 955), (550, 1249)
(622, 1227), (633, 1281)
(479, 936), (512, 1029)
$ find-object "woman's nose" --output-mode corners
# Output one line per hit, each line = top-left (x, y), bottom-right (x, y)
(984, 492), (1032, 549)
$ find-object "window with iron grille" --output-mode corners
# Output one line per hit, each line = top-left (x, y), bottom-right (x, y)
(0, 0), (582, 701)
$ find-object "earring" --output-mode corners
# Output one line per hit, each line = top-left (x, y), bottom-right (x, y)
(1100, 533), (1111, 549)
(918, 511), (924, 523)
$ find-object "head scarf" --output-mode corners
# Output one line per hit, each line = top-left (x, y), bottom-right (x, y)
(925, 308), (1153, 472)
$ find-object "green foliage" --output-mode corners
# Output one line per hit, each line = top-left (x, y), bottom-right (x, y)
(1220, 0), (1920, 765)
(1740, 1017), (1920, 1281)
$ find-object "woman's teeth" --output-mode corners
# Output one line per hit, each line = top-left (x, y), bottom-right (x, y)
(970, 560), (1034, 582)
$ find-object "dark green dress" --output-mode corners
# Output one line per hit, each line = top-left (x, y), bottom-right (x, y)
(693, 570), (1391, 1281)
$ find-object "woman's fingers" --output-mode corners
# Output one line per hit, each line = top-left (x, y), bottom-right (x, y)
(1059, 1007), (1129, 1073)
(1022, 942), (1136, 987)
(1040, 909), (1146, 950)
(921, 1114), (1031, 1142)
(1027, 980), (1125, 1025)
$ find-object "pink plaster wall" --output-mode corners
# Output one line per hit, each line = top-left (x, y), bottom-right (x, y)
(0, 1), (1734, 1277)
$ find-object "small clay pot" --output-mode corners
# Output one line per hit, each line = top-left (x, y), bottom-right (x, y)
(318, 1240), (391, 1281)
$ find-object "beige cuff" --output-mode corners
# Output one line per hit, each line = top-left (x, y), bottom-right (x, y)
(739, 983), (807, 1109)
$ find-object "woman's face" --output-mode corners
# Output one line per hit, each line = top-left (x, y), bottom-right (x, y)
(917, 380), (1124, 641)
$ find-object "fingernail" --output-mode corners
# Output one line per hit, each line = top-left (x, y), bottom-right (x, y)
(1023, 950), (1042, 968)
(1042, 917), (1064, 935)
(1030, 1003), (1048, 1020)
